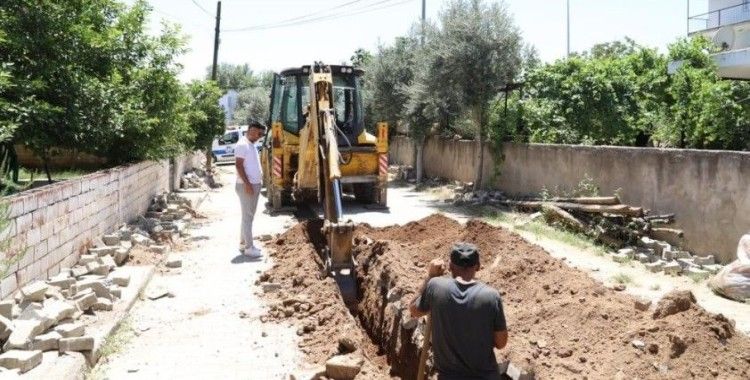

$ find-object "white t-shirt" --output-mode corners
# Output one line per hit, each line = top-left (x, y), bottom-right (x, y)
(235, 136), (263, 184)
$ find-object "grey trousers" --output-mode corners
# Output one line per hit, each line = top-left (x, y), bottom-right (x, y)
(236, 183), (261, 248)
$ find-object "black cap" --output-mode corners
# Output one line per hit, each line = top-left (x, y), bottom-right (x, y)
(450, 242), (479, 268)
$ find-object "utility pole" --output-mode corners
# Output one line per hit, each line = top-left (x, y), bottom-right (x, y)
(211, 1), (222, 81)
(208, 1), (221, 169)
(686, 0), (690, 35)
(566, 0), (570, 56)
(421, 0), (426, 46)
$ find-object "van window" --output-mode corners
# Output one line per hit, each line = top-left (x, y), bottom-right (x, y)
(218, 131), (239, 145)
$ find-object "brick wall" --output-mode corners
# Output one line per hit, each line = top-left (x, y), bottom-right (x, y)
(0, 151), (203, 298)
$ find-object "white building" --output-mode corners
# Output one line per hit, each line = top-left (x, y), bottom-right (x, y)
(687, 0), (750, 79)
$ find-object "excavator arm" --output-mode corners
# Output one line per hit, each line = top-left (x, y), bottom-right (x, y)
(307, 63), (357, 305)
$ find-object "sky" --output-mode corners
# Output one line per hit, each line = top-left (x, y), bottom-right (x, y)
(124, 0), (706, 82)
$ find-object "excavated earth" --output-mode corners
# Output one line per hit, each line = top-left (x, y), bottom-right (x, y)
(261, 214), (750, 379)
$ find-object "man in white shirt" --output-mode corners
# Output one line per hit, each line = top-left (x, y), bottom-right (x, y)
(235, 122), (265, 258)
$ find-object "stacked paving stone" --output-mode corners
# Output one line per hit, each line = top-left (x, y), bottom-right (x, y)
(0, 259), (133, 373)
(0, 192), (194, 374)
(610, 237), (723, 279)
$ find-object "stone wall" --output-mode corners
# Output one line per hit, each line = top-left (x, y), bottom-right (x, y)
(0, 152), (203, 298)
(390, 136), (750, 263)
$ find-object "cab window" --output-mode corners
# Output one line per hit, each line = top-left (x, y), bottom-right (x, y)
(281, 77), (300, 134)
(333, 75), (360, 130)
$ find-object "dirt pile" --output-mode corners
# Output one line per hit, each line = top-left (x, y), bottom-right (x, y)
(264, 214), (750, 379)
(259, 220), (393, 379)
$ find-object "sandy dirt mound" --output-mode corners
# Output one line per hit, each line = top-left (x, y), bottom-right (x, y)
(264, 214), (750, 379)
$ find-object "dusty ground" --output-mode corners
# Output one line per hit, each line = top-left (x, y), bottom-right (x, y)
(90, 166), (750, 379)
(266, 214), (750, 379)
(93, 168), (304, 379)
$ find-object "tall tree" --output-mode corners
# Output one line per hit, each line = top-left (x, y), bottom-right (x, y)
(209, 63), (261, 92)
(427, 0), (522, 190)
(350, 48), (373, 68)
(186, 80), (225, 166)
(231, 87), (270, 126)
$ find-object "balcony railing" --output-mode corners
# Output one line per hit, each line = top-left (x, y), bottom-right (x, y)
(689, 1), (750, 34)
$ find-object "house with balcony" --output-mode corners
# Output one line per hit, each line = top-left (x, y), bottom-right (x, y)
(684, 0), (750, 79)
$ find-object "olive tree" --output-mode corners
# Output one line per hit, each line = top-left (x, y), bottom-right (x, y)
(426, 0), (522, 190)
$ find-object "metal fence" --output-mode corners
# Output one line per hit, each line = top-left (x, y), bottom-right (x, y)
(689, 1), (750, 33)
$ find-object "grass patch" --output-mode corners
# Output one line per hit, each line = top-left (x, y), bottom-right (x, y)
(86, 318), (135, 380)
(517, 220), (608, 256)
(612, 273), (633, 285)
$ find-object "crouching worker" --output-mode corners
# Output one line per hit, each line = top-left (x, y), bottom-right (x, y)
(409, 242), (508, 380)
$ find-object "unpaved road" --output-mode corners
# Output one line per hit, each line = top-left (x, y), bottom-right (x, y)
(92, 166), (750, 378)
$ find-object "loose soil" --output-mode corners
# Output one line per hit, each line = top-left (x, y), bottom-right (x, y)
(262, 214), (750, 379)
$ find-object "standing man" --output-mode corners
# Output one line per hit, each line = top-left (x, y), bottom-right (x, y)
(409, 242), (508, 380)
(235, 121), (265, 258)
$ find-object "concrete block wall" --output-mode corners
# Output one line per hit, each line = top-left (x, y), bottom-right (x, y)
(390, 136), (750, 263)
(0, 152), (201, 299)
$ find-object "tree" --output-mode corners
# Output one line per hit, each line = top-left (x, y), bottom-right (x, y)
(0, 0), (194, 171)
(186, 80), (225, 166)
(657, 37), (750, 150)
(426, 0), (522, 190)
(350, 48), (373, 68)
(362, 36), (420, 129)
(232, 87), (270, 126)
(209, 63), (261, 92)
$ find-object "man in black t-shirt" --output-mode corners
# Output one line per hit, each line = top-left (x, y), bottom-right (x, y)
(409, 242), (508, 380)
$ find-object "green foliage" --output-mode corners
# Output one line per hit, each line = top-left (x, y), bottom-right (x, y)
(507, 36), (749, 151)
(209, 63), (268, 92)
(350, 48), (373, 68)
(657, 37), (750, 149)
(232, 87), (270, 126)
(186, 80), (225, 151)
(522, 43), (668, 145)
(362, 35), (420, 129)
(0, 0), (196, 166)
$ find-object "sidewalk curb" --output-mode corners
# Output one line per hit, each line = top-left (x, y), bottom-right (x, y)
(85, 264), (157, 366)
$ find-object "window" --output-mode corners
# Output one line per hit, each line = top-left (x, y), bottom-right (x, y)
(270, 74), (283, 125)
(218, 131), (239, 145)
(281, 77), (300, 133)
(332, 75), (361, 132)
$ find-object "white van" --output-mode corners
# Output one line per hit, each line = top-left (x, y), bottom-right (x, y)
(211, 126), (246, 163)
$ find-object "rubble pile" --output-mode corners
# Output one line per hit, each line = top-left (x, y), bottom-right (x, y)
(0, 247), (134, 373)
(446, 182), (726, 279)
(0, 192), (196, 374)
(180, 167), (221, 190)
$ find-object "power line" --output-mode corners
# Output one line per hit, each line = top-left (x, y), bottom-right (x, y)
(222, 0), (370, 32)
(152, 7), (213, 30)
(223, 0), (413, 32)
(228, 0), (367, 31)
(191, 0), (215, 18)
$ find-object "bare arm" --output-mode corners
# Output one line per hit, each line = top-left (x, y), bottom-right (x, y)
(409, 259), (445, 318)
(494, 330), (508, 349)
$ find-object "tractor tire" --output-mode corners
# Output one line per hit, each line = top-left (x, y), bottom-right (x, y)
(353, 183), (375, 204)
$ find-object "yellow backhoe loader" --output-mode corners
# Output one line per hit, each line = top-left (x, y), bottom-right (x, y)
(260, 63), (388, 304)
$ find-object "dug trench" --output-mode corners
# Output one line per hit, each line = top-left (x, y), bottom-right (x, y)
(259, 214), (750, 379)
